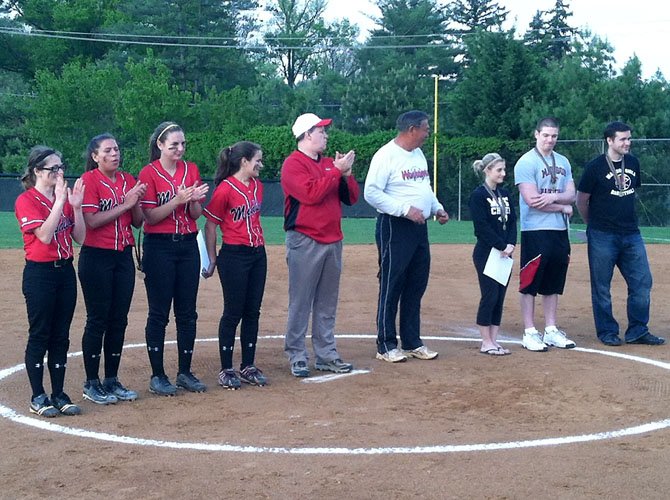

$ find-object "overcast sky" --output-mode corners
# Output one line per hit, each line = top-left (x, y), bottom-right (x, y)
(325, 0), (670, 79)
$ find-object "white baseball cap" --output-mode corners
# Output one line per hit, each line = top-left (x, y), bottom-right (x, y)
(291, 113), (333, 138)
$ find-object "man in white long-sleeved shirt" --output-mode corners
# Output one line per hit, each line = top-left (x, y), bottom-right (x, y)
(364, 110), (449, 363)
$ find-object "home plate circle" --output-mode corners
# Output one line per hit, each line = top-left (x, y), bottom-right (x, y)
(0, 335), (668, 455)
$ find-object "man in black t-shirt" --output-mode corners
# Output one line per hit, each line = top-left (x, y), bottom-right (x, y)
(576, 121), (665, 347)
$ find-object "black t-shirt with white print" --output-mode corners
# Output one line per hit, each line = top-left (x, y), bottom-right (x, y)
(578, 153), (640, 234)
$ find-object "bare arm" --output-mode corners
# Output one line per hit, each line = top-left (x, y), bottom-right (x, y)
(84, 182), (147, 229)
(142, 182), (207, 225)
(518, 181), (575, 212)
(68, 178), (86, 244)
(33, 176), (68, 244)
(202, 219), (218, 278)
(576, 191), (591, 225)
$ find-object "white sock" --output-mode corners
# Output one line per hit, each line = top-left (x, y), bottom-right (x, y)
(525, 327), (539, 335)
(545, 325), (557, 333)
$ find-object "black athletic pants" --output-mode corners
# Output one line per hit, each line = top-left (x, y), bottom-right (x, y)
(216, 244), (267, 371)
(78, 245), (135, 382)
(375, 214), (430, 354)
(473, 243), (508, 326)
(22, 259), (76, 399)
(142, 234), (200, 378)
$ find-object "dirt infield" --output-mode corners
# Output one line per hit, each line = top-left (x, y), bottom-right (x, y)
(1, 244), (669, 499)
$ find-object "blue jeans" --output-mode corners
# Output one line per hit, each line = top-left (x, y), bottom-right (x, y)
(586, 228), (652, 342)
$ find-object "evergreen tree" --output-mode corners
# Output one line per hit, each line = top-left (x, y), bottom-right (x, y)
(447, 30), (540, 139)
(523, 0), (577, 64)
(0, 0), (119, 76)
(104, 0), (258, 95)
(445, 0), (508, 33)
(358, 0), (454, 78)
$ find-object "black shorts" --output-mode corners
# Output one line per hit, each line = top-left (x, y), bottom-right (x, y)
(519, 230), (570, 296)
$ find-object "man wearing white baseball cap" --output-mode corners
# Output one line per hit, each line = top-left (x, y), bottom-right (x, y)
(281, 113), (359, 378)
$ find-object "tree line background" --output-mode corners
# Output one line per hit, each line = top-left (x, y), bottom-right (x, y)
(1, 0), (668, 224)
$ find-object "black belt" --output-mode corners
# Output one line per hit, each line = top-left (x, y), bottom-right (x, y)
(221, 243), (265, 254)
(144, 233), (197, 242)
(27, 258), (73, 268)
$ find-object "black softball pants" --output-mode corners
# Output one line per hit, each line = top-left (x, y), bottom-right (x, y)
(78, 245), (135, 382)
(142, 234), (200, 378)
(22, 259), (77, 399)
(216, 244), (267, 371)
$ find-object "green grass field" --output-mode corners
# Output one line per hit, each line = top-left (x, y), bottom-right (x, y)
(1, 212), (667, 249)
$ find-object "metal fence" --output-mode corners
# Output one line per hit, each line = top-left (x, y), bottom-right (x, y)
(2, 139), (668, 225)
(437, 139), (670, 227)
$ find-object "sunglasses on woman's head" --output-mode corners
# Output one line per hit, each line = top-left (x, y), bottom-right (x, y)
(38, 164), (67, 173)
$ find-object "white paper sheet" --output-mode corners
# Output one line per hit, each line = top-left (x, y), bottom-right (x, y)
(196, 230), (210, 278)
(483, 247), (514, 286)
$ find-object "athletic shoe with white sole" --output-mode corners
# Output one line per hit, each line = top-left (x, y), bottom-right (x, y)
(376, 348), (408, 363)
(51, 392), (81, 416)
(218, 369), (242, 390)
(103, 377), (138, 401)
(83, 379), (118, 405)
(315, 358), (353, 373)
(403, 345), (439, 360)
(291, 360), (310, 378)
(522, 331), (548, 352)
(29, 393), (59, 418)
(543, 328), (576, 349)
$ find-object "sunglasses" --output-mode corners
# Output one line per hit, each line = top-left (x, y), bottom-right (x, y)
(38, 164), (67, 173)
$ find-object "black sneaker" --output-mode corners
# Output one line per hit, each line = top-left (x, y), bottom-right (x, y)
(218, 369), (241, 390)
(149, 375), (177, 396)
(315, 358), (353, 373)
(176, 372), (207, 393)
(29, 393), (58, 418)
(627, 333), (666, 345)
(51, 392), (81, 416)
(83, 379), (118, 405)
(239, 365), (267, 386)
(103, 377), (138, 401)
(291, 360), (309, 378)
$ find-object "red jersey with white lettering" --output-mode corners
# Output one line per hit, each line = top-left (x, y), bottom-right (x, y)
(204, 177), (264, 247)
(81, 169), (137, 250)
(15, 188), (76, 262)
(138, 159), (202, 234)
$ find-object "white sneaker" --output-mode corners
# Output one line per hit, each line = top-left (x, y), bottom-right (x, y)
(543, 328), (576, 349)
(376, 348), (408, 363)
(403, 345), (439, 360)
(522, 331), (548, 352)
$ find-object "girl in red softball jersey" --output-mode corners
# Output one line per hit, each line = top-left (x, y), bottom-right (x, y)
(203, 141), (267, 389)
(78, 134), (147, 405)
(15, 146), (85, 417)
(138, 122), (209, 396)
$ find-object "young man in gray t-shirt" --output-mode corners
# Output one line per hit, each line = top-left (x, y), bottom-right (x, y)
(514, 117), (576, 352)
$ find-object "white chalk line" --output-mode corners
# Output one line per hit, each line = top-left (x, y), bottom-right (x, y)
(1, 335), (669, 455)
(301, 369), (371, 384)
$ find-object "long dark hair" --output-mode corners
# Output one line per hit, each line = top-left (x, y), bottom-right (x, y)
(214, 141), (262, 186)
(149, 121), (183, 162)
(21, 146), (62, 190)
(85, 133), (117, 171)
